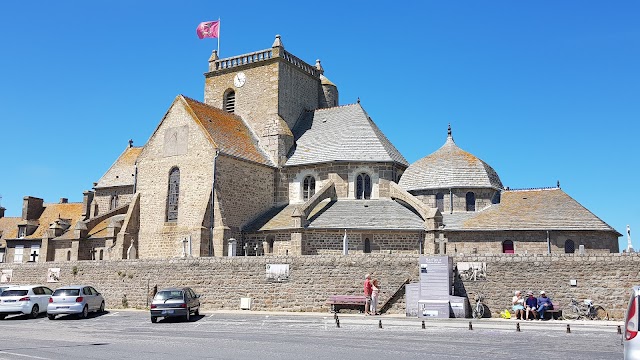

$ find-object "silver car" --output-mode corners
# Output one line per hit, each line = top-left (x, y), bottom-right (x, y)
(0, 285), (53, 319)
(150, 287), (200, 323)
(47, 285), (105, 320)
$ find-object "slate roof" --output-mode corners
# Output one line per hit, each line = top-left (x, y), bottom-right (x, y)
(246, 199), (424, 231)
(286, 103), (408, 167)
(181, 96), (274, 167)
(442, 188), (619, 233)
(400, 133), (503, 191)
(95, 146), (142, 188)
(0, 216), (20, 247)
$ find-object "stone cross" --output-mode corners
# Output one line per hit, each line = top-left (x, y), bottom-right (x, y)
(182, 238), (189, 257)
(243, 243), (249, 257)
(90, 248), (97, 260)
(29, 250), (39, 262)
(253, 244), (260, 256)
(436, 233), (447, 255)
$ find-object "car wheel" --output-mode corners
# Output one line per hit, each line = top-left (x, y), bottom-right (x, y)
(150, 316), (157, 323)
(195, 307), (200, 316)
(185, 310), (191, 322)
(99, 301), (105, 314)
(30, 305), (39, 319)
(47, 314), (56, 320)
(79, 305), (88, 319)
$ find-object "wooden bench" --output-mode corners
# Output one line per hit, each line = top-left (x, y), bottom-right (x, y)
(326, 295), (367, 313)
(542, 308), (562, 320)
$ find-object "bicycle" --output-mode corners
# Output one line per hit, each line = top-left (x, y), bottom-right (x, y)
(472, 293), (485, 319)
(562, 298), (609, 320)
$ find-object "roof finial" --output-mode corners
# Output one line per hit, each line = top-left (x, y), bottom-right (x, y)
(357, 97), (360, 104)
(272, 34), (283, 48)
(128, 139), (133, 148)
(447, 123), (453, 139)
(557, 180), (560, 188)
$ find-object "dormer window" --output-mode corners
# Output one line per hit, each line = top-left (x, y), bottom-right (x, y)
(356, 173), (371, 199)
(18, 226), (26, 239)
(303, 176), (316, 201)
(224, 90), (236, 113)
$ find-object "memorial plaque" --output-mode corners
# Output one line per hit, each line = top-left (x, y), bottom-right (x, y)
(265, 264), (289, 282)
(418, 300), (450, 319)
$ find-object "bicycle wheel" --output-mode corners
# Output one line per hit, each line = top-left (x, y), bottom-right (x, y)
(562, 306), (580, 320)
(593, 305), (609, 320)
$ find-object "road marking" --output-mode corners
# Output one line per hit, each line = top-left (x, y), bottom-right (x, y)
(0, 351), (50, 359)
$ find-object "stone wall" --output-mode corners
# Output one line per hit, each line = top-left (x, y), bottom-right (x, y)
(280, 162), (405, 204)
(411, 187), (498, 213)
(93, 187), (135, 217)
(447, 230), (618, 255)
(3, 253), (636, 319)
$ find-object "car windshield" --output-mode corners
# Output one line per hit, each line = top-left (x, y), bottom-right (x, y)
(52, 289), (80, 296)
(155, 290), (183, 300)
(1, 290), (28, 297)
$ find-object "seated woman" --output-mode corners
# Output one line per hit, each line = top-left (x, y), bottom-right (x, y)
(525, 291), (538, 320)
(512, 290), (525, 320)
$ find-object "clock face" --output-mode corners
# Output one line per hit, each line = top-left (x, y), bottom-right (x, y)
(233, 72), (246, 88)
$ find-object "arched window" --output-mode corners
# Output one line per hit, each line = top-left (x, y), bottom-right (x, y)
(436, 193), (444, 212)
(303, 176), (316, 201)
(110, 195), (118, 210)
(466, 192), (476, 211)
(356, 173), (371, 199)
(565, 240), (575, 254)
(166, 167), (180, 222)
(502, 240), (514, 254)
(99, 249), (104, 260)
(224, 90), (236, 113)
(364, 238), (371, 253)
(66, 251), (71, 261)
(267, 237), (274, 254)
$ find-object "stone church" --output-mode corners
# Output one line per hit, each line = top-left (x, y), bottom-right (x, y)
(0, 35), (620, 263)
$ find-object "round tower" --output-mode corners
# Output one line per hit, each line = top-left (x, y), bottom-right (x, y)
(316, 60), (338, 108)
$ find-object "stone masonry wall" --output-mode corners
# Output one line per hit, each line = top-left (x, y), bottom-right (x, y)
(412, 188), (498, 213)
(4, 254), (636, 319)
(447, 230), (619, 255)
(94, 187), (135, 217)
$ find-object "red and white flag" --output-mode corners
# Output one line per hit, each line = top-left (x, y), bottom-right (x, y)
(196, 21), (220, 39)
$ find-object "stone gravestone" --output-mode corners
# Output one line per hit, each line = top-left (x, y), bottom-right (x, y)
(418, 256), (452, 319)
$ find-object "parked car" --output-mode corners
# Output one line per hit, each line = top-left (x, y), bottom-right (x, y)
(47, 285), (105, 320)
(625, 286), (640, 359)
(150, 287), (200, 323)
(0, 285), (53, 319)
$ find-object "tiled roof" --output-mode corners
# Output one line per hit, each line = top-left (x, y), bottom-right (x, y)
(400, 134), (503, 191)
(286, 103), (408, 167)
(0, 217), (20, 247)
(244, 204), (294, 231)
(24, 203), (84, 239)
(181, 96), (274, 167)
(442, 188), (619, 233)
(95, 146), (142, 188)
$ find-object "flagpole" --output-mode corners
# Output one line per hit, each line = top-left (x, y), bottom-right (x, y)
(217, 17), (221, 56)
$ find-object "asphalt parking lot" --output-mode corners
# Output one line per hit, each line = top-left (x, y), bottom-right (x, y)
(0, 310), (624, 359)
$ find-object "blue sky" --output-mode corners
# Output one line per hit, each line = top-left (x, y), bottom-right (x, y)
(0, 1), (638, 250)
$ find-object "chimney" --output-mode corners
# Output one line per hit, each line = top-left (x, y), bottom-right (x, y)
(82, 191), (94, 220)
(59, 198), (68, 204)
(22, 196), (44, 221)
(0, 207), (5, 218)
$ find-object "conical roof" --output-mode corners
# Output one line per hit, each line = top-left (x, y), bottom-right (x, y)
(399, 126), (503, 191)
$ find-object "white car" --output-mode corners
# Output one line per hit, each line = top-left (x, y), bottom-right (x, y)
(0, 285), (53, 319)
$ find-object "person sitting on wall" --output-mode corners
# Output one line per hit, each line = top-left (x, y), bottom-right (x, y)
(512, 290), (525, 320)
(537, 291), (554, 320)
(524, 291), (538, 320)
